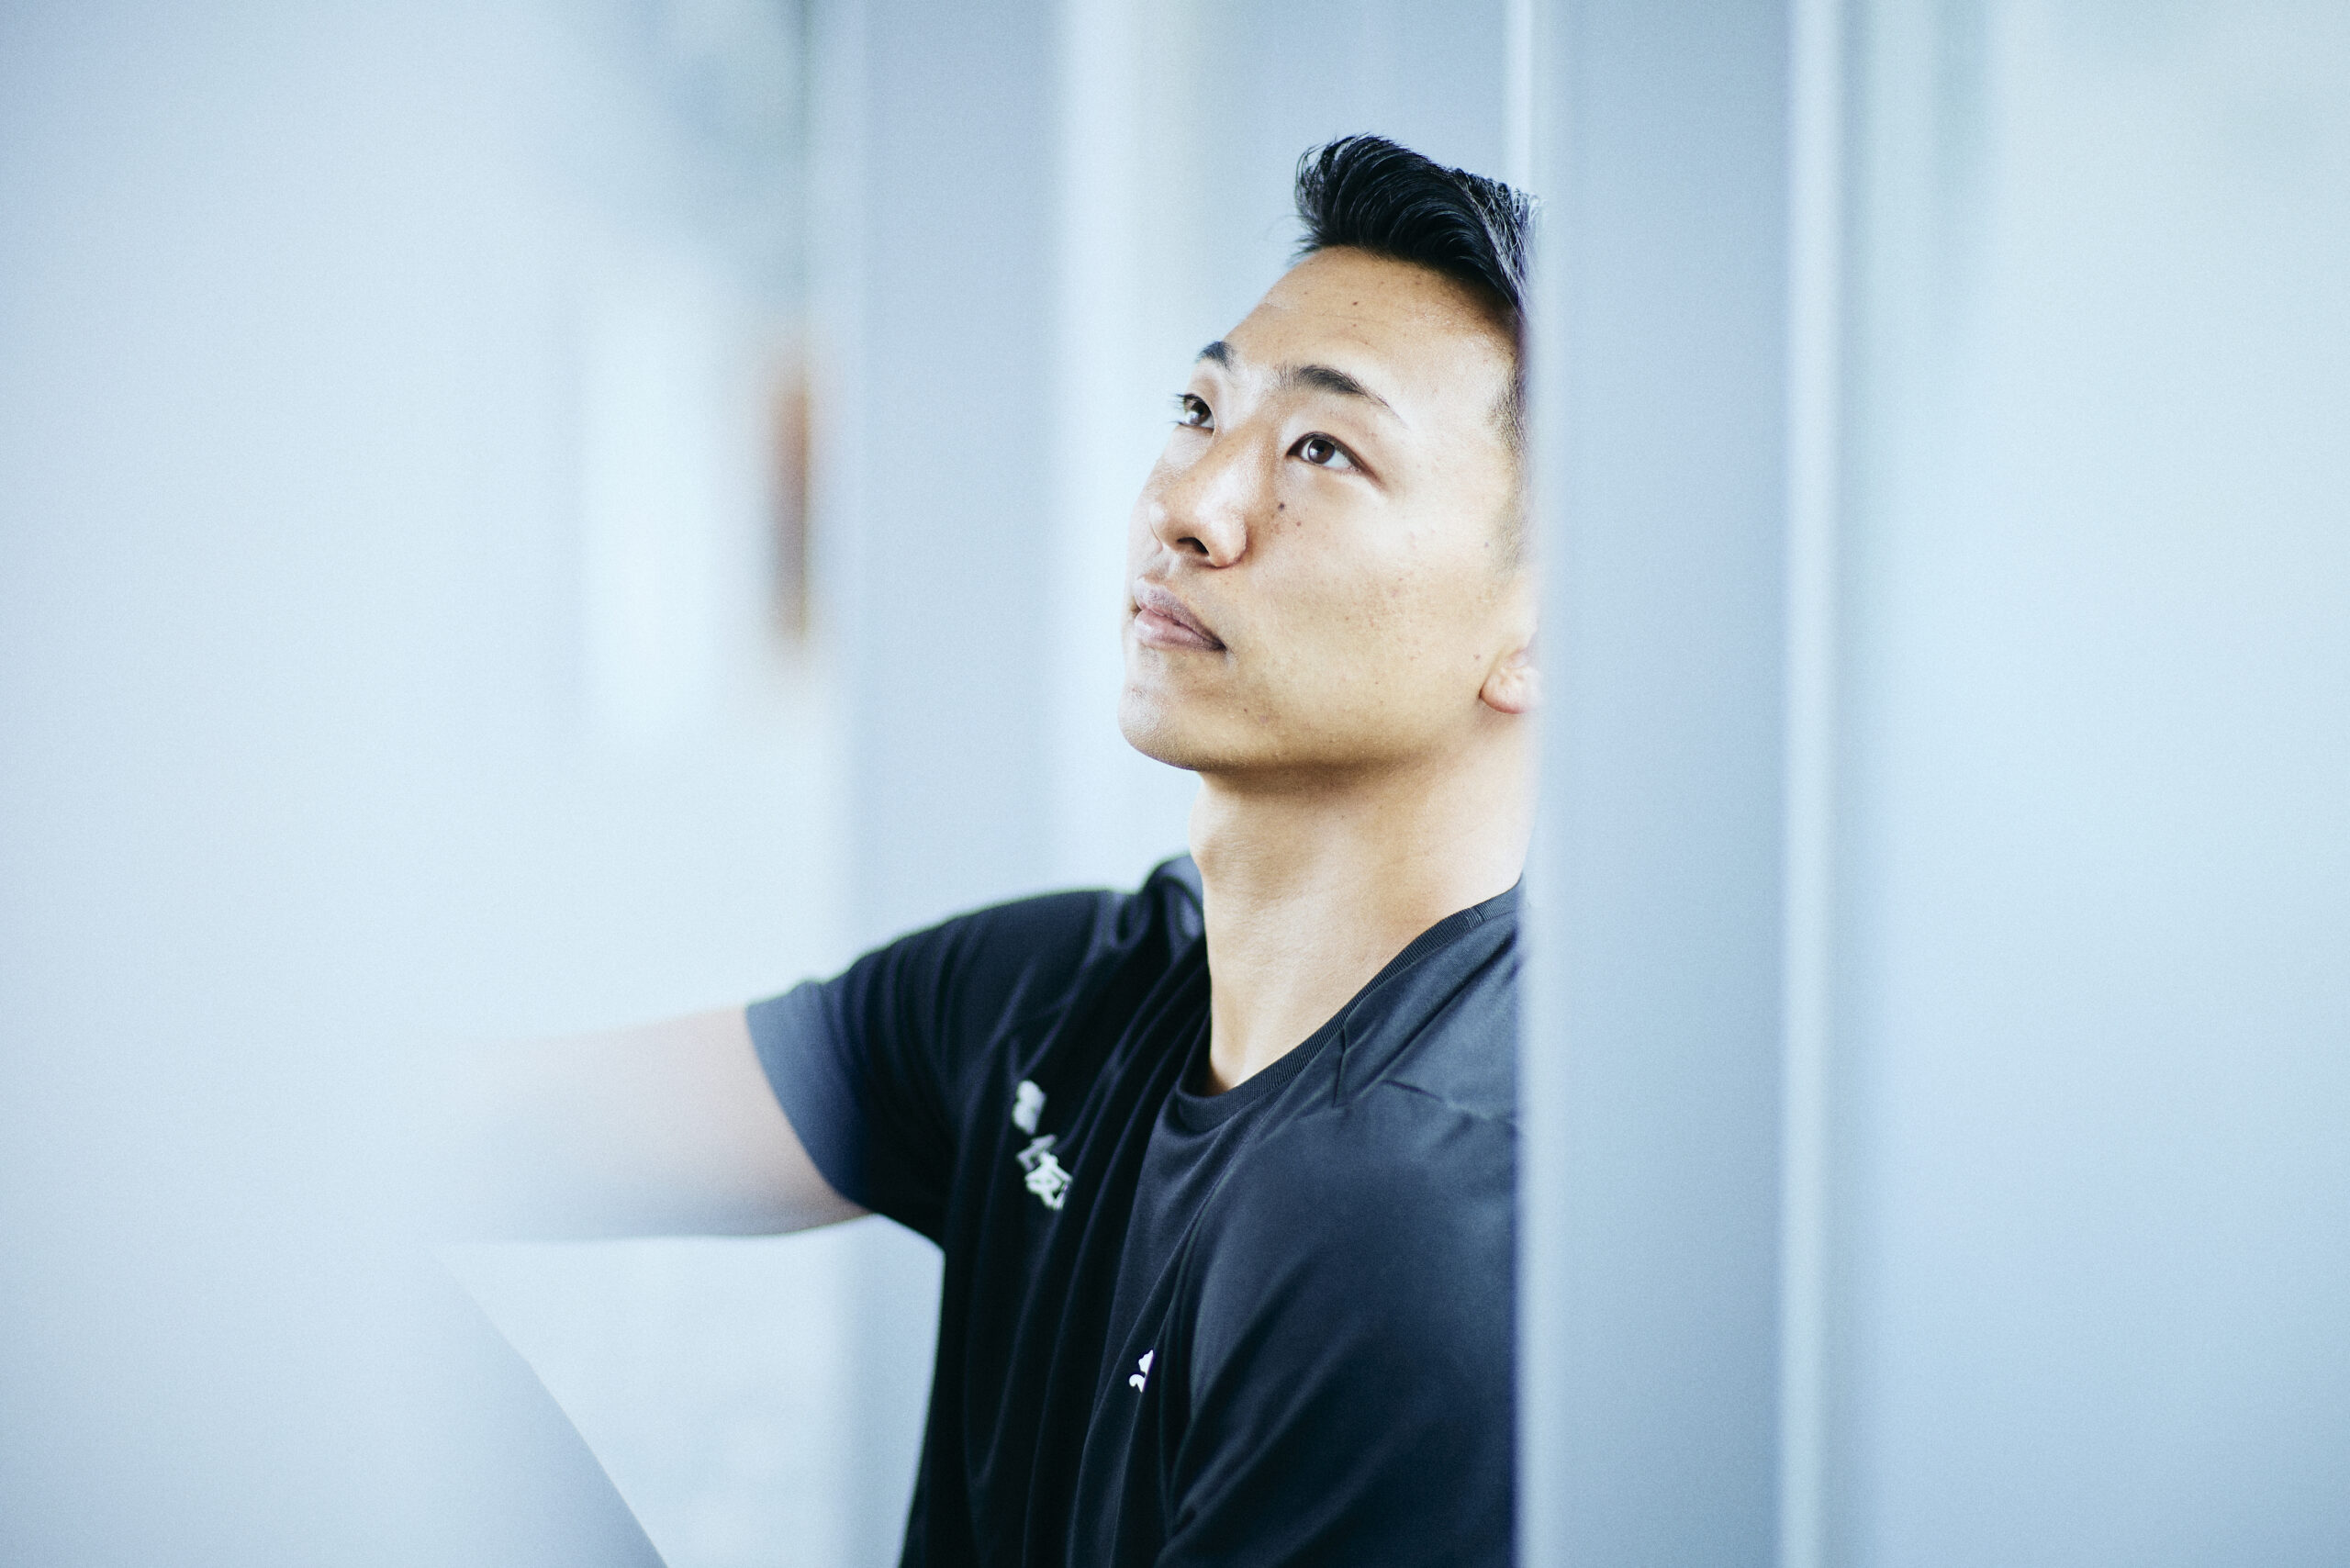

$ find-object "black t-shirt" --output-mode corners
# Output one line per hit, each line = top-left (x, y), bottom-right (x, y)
(746, 857), (1518, 1567)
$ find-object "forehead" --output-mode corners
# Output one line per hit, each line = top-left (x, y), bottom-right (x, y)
(1214, 247), (1516, 429)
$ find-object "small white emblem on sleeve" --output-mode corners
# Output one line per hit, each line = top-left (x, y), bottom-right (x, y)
(1011, 1079), (1046, 1134)
(1014, 1134), (1072, 1211)
(1128, 1350), (1154, 1392)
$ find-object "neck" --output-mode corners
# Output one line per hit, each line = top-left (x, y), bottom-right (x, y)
(1188, 734), (1530, 1092)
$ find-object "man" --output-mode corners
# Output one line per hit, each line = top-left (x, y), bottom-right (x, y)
(467, 135), (1537, 1566)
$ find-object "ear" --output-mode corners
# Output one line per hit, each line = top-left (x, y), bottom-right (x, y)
(1479, 638), (1539, 715)
(1477, 575), (1539, 715)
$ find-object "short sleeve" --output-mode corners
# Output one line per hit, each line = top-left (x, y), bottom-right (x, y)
(1159, 1089), (1516, 1567)
(744, 890), (1121, 1242)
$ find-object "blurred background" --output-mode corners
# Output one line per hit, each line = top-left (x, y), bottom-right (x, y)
(0, 2), (2341, 1566)
(0, 2), (1506, 1565)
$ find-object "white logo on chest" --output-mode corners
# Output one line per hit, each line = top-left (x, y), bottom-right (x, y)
(1014, 1134), (1072, 1211)
(1010, 1080), (1069, 1209)
(1005, 1081), (1071, 1213)
(1128, 1350), (1154, 1393)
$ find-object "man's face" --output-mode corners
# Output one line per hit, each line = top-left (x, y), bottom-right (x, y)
(1118, 246), (1532, 780)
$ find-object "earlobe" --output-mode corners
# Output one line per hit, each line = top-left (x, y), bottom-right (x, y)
(1479, 644), (1539, 715)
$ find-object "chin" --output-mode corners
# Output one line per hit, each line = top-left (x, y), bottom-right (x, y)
(1119, 689), (1345, 779)
(1117, 689), (1202, 771)
(1118, 683), (1251, 773)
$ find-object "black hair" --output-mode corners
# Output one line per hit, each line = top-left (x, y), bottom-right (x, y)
(1292, 135), (1534, 338)
(1292, 133), (1535, 541)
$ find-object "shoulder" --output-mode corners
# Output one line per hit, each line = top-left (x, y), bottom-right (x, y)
(1187, 1086), (1514, 1372)
(1228, 1087), (1513, 1250)
(1200, 898), (1520, 1301)
(844, 856), (1202, 1033)
(1332, 895), (1519, 1123)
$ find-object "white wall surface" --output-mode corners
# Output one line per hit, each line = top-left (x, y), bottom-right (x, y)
(1811, 4), (2350, 1561)
(1520, 3), (2350, 1565)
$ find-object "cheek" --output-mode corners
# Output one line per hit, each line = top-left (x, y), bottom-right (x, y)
(1240, 557), (1415, 700)
(1305, 532), (1444, 637)
(1299, 557), (1494, 696)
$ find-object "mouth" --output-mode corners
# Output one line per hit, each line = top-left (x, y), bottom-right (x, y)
(1129, 580), (1225, 652)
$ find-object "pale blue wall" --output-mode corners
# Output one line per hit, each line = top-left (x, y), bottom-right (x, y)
(1519, 4), (2350, 1566)
(1823, 5), (2350, 1562)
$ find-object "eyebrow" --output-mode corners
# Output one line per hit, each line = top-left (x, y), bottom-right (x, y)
(1193, 340), (1398, 418)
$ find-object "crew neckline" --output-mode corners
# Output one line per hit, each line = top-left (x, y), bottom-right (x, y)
(1167, 879), (1521, 1129)
(1169, 1011), (1326, 1130)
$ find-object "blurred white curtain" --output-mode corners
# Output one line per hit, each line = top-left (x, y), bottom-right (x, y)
(0, 3), (848, 1563)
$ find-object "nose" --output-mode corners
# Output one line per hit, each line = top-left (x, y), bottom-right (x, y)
(1146, 431), (1262, 568)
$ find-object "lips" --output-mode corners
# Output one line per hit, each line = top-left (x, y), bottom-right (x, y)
(1130, 580), (1225, 652)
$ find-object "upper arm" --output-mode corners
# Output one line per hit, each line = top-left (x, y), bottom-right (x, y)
(447, 886), (1130, 1242)
(748, 890), (1124, 1240)
(450, 1005), (865, 1239)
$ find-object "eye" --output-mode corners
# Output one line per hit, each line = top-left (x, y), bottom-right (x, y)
(1291, 432), (1359, 471)
(1174, 392), (1214, 430)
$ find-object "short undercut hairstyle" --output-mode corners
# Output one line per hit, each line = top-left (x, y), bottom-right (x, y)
(1292, 134), (1533, 346)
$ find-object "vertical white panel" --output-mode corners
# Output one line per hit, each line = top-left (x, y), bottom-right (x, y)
(1520, 3), (1791, 1563)
(1779, 0), (1848, 1563)
(1830, 3), (2350, 1562)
